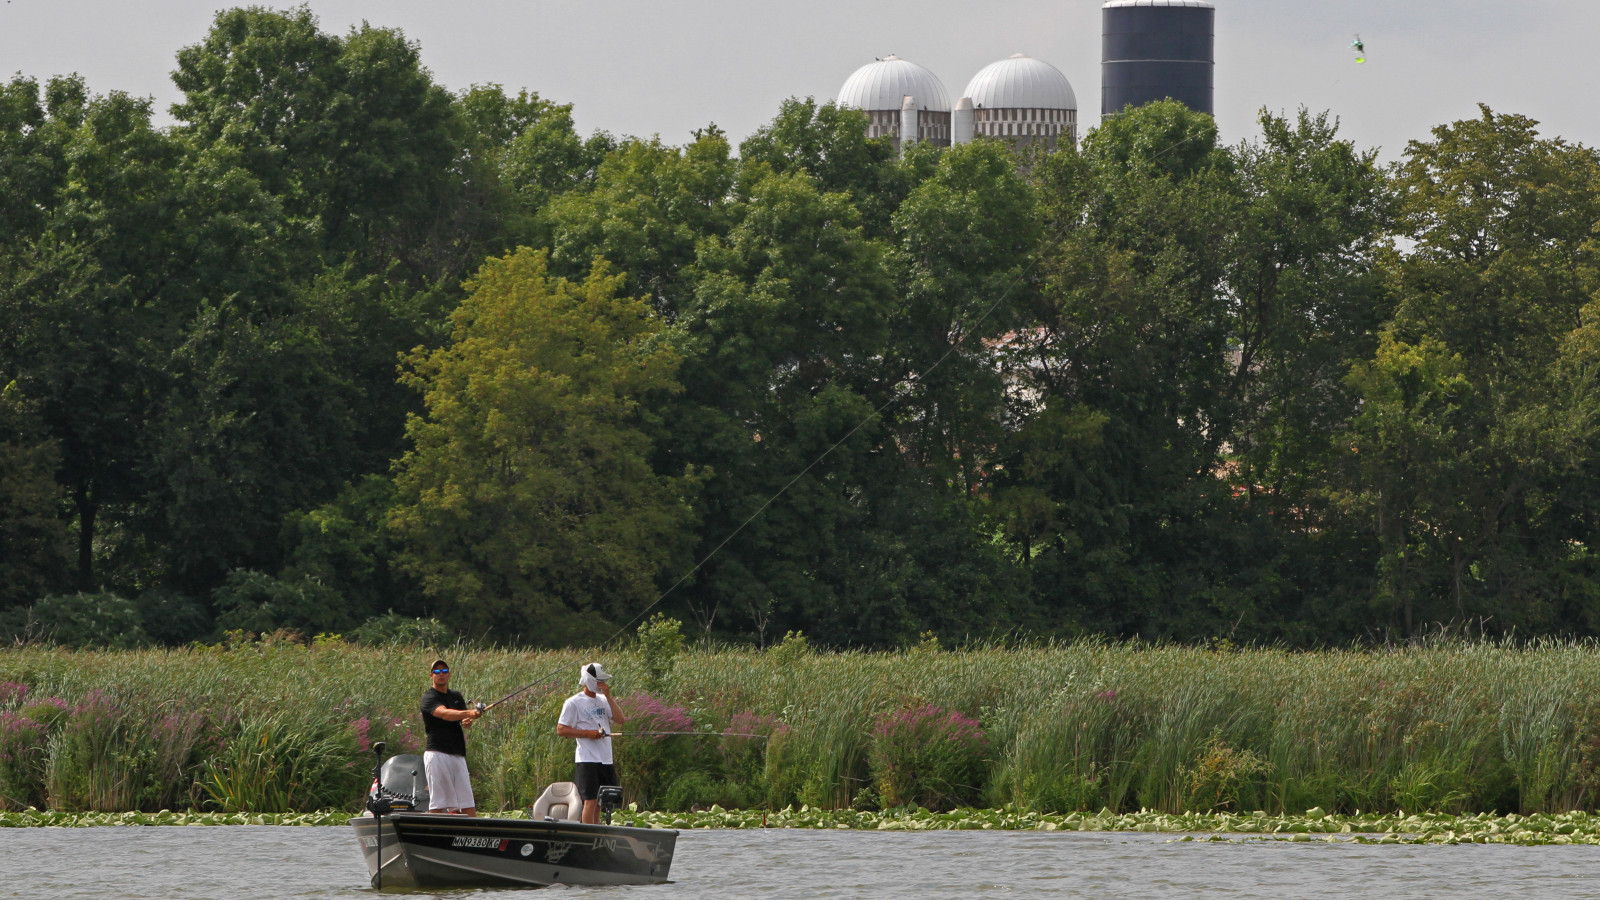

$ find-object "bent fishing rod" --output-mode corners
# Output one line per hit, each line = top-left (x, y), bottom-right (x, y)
(606, 731), (769, 740)
(474, 257), (1041, 715)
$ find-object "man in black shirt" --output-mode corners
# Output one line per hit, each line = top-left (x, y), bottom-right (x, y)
(420, 657), (481, 815)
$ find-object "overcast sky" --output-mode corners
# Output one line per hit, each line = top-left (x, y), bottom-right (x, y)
(3, 1), (1594, 159)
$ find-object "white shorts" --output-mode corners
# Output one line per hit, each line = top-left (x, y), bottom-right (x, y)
(424, 750), (475, 811)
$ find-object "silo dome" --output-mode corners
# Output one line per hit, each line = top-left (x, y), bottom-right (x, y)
(837, 54), (951, 112)
(837, 55), (953, 152)
(957, 54), (1078, 149)
(962, 54), (1077, 112)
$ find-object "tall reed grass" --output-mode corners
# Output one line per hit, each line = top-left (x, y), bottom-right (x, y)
(4, 638), (1600, 815)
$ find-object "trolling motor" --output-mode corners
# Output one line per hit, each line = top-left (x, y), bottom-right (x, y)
(366, 742), (393, 815)
(597, 786), (624, 825)
(367, 742), (390, 892)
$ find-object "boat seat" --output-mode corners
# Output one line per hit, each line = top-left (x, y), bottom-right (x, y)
(530, 781), (581, 821)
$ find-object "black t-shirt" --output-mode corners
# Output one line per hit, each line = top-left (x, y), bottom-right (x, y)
(420, 687), (468, 757)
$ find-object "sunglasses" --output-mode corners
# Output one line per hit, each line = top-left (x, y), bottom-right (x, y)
(432, 668), (449, 675)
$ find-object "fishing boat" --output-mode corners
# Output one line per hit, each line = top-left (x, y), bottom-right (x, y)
(350, 745), (677, 890)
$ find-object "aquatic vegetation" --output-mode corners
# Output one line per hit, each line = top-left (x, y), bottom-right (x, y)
(0, 711), (49, 809)
(200, 711), (372, 813)
(869, 703), (988, 811)
(6, 640), (1600, 818)
(614, 693), (699, 809)
(11, 805), (1600, 848)
(607, 806), (1600, 846)
(1182, 733), (1270, 813)
(0, 809), (352, 827)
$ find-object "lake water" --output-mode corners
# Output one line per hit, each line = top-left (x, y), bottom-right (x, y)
(5, 825), (1600, 898)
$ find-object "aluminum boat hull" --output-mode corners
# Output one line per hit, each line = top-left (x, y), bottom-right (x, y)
(350, 812), (677, 889)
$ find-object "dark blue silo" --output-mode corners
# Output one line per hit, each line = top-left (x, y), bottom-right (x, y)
(1101, 0), (1215, 118)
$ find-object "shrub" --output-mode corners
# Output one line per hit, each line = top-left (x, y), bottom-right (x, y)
(346, 710), (422, 757)
(721, 711), (786, 783)
(1389, 755), (1474, 813)
(1010, 768), (1106, 814)
(213, 570), (359, 637)
(145, 710), (213, 810)
(18, 697), (68, 730)
(349, 613), (453, 647)
(199, 712), (365, 812)
(30, 593), (149, 649)
(136, 590), (214, 645)
(761, 726), (804, 809)
(767, 631), (811, 667)
(615, 693), (698, 809)
(45, 691), (146, 811)
(0, 683), (28, 706)
(637, 615), (685, 692)
(659, 770), (752, 811)
(1182, 733), (1269, 813)
(0, 711), (49, 809)
(474, 693), (573, 813)
(870, 703), (988, 811)
(994, 687), (1129, 813)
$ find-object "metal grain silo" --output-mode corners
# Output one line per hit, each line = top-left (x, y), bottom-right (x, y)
(1101, 0), (1214, 118)
(837, 54), (952, 154)
(962, 54), (1079, 149)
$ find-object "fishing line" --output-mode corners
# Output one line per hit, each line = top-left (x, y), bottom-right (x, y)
(608, 731), (769, 739)
(483, 126), (1215, 713)
(483, 120), (1209, 711)
(481, 253), (1040, 712)
(484, 117), (1208, 711)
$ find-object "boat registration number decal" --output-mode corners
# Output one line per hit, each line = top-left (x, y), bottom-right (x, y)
(452, 836), (510, 850)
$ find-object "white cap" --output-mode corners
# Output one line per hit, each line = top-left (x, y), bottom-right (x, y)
(579, 662), (612, 691)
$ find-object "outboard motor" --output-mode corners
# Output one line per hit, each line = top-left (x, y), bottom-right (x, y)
(597, 786), (624, 825)
(375, 753), (430, 811)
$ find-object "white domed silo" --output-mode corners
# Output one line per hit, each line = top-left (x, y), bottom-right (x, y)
(958, 54), (1078, 149)
(837, 54), (952, 153)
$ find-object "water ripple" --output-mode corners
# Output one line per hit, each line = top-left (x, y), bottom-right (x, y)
(5, 826), (1600, 899)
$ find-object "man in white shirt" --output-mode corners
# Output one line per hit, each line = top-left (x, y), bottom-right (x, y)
(556, 662), (626, 824)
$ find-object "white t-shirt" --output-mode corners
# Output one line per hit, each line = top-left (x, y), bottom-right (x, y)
(558, 691), (615, 764)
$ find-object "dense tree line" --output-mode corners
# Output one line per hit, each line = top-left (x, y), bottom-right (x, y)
(3, 8), (1599, 648)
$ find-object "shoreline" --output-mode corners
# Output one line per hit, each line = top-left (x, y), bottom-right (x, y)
(7, 807), (1600, 845)
(9, 642), (1600, 818)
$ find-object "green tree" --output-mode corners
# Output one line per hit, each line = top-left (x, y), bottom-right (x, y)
(454, 84), (613, 252)
(0, 77), (257, 589)
(171, 7), (458, 283)
(140, 301), (362, 592)
(1000, 101), (1253, 637)
(661, 168), (909, 644)
(738, 97), (908, 237)
(1220, 110), (1391, 506)
(545, 131), (736, 315)
(0, 385), (69, 608)
(1341, 106), (1600, 634)
(277, 474), (419, 624)
(889, 139), (1036, 493)
(389, 249), (698, 642)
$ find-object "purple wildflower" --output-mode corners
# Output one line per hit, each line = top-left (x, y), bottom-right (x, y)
(621, 693), (696, 739)
(349, 717), (372, 754)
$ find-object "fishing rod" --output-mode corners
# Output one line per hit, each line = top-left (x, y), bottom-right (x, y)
(606, 731), (769, 739)
(477, 255), (1043, 714)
